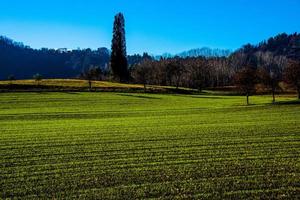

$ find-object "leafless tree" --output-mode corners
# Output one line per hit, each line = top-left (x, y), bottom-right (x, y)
(255, 52), (288, 103)
(84, 66), (102, 91)
(234, 67), (258, 105)
(132, 60), (152, 92)
(284, 61), (300, 99)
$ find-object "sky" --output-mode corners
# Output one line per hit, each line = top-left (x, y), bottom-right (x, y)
(0, 0), (300, 55)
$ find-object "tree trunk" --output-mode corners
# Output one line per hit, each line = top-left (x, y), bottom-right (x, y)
(198, 87), (202, 93)
(9, 81), (13, 90)
(144, 83), (146, 93)
(271, 81), (276, 104)
(88, 80), (92, 91)
(176, 76), (180, 90)
(272, 88), (276, 104)
(246, 93), (249, 105)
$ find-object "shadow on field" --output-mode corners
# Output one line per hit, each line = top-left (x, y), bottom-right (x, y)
(274, 100), (300, 105)
(34, 91), (50, 94)
(61, 92), (81, 95)
(117, 94), (161, 100)
(33, 91), (80, 95)
(189, 96), (227, 99)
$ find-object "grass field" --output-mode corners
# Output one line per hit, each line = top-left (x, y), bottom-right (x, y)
(0, 79), (194, 93)
(0, 79), (145, 89)
(1, 92), (299, 199)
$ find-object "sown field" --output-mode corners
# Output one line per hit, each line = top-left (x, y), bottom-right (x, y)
(0, 79), (145, 89)
(0, 79), (189, 93)
(0, 92), (299, 199)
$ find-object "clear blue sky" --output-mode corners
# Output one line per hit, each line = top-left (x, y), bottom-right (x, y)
(0, 0), (299, 55)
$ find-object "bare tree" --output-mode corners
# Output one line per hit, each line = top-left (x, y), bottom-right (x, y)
(33, 73), (42, 86)
(84, 66), (102, 91)
(189, 59), (207, 92)
(234, 67), (257, 105)
(255, 52), (288, 103)
(132, 60), (152, 92)
(173, 59), (185, 90)
(8, 75), (15, 85)
(166, 58), (185, 89)
(284, 61), (300, 99)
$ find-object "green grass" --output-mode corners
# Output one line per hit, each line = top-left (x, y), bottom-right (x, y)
(0, 92), (299, 199)
(0, 79), (144, 88)
(0, 79), (196, 93)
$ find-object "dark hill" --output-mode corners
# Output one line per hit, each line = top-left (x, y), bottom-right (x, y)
(0, 36), (110, 79)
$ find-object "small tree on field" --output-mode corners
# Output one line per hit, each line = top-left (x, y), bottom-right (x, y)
(84, 66), (102, 91)
(257, 69), (280, 104)
(284, 61), (300, 99)
(7, 75), (15, 85)
(255, 52), (287, 104)
(234, 67), (257, 105)
(33, 73), (42, 86)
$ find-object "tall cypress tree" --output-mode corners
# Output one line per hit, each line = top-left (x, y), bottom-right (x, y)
(110, 13), (129, 82)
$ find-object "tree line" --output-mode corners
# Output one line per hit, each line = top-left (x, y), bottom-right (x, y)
(129, 33), (300, 103)
(101, 14), (300, 102)
(0, 13), (300, 102)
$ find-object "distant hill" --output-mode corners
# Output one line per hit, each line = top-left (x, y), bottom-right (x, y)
(228, 33), (300, 71)
(0, 36), (110, 80)
(257, 33), (300, 59)
(0, 36), (155, 80)
(231, 33), (300, 61)
(177, 47), (232, 58)
(156, 47), (232, 59)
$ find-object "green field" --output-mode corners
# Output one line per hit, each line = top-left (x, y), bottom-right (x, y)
(1, 92), (299, 199)
(0, 79), (192, 93)
(0, 79), (146, 89)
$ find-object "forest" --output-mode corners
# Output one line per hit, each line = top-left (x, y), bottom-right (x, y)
(131, 33), (300, 90)
(0, 33), (300, 98)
